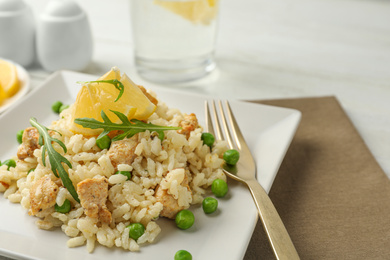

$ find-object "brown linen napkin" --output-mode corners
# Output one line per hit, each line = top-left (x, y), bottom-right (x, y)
(244, 96), (390, 260)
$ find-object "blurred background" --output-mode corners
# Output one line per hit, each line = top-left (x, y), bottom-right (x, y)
(25, 0), (390, 96)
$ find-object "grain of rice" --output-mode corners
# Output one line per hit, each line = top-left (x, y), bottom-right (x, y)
(67, 236), (86, 248)
(36, 219), (54, 230)
(134, 142), (143, 156)
(63, 224), (80, 237)
(68, 207), (84, 219)
(4, 183), (17, 198)
(24, 157), (37, 164)
(7, 193), (21, 203)
(52, 212), (68, 222)
(83, 137), (97, 151)
(151, 137), (162, 155)
(141, 138), (151, 157)
(117, 164), (132, 172)
(129, 239), (139, 251)
(112, 204), (130, 219)
(86, 238), (96, 253)
(108, 174), (127, 185)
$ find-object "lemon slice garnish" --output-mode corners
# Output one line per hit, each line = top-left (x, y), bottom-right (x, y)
(70, 67), (156, 136)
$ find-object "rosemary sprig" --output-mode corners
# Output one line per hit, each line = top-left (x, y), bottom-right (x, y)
(29, 118), (80, 203)
(76, 79), (125, 102)
(74, 110), (181, 142)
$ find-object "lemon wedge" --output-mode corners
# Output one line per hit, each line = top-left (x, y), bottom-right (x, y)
(0, 82), (6, 105)
(154, 0), (219, 25)
(0, 59), (20, 103)
(119, 73), (157, 120)
(70, 67), (156, 136)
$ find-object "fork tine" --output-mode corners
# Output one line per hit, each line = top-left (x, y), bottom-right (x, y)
(224, 100), (253, 153)
(204, 100), (215, 137)
(224, 100), (242, 150)
(217, 100), (235, 149)
(211, 100), (223, 141)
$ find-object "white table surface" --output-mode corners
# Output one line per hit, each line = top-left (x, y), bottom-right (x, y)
(1, 0), (390, 259)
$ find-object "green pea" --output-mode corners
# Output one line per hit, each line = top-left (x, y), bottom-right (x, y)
(59, 104), (69, 113)
(202, 197), (218, 214)
(2, 159), (16, 170)
(175, 209), (195, 230)
(96, 135), (111, 150)
(201, 132), (215, 148)
(175, 250), (192, 260)
(223, 149), (240, 166)
(55, 199), (72, 213)
(52, 101), (63, 114)
(27, 168), (35, 175)
(115, 170), (131, 180)
(127, 223), (145, 240)
(16, 129), (24, 144)
(211, 179), (228, 198)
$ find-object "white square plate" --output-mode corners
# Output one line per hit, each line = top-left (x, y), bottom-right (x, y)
(0, 71), (300, 260)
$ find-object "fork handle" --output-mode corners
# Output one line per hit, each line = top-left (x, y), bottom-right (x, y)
(246, 179), (300, 260)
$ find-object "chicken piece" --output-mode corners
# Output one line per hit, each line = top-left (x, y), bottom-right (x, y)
(155, 188), (185, 219)
(29, 176), (59, 216)
(138, 85), (158, 106)
(155, 170), (191, 219)
(17, 127), (40, 160)
(107, 136), (139, 170)
(77, 177), (112, 224)
(177, 113), (198, 138)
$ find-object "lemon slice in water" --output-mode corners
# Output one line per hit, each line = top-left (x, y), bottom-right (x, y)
(154, 0), (219, 25)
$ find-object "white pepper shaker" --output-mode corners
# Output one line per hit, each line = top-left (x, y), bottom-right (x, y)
(0, 0), (35, 67)
(36, 0), (93, 71)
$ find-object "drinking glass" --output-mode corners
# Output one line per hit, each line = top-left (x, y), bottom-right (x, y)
(131, 0), (219, 83)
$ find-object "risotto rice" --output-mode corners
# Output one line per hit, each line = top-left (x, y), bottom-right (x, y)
(0, 83), (228, 253)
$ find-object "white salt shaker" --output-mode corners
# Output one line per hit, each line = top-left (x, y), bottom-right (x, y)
(0, 0), (35, 67)
(36, 0), (93, 71)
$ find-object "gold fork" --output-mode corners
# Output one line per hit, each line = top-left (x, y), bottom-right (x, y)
(205, 100), (300, 260)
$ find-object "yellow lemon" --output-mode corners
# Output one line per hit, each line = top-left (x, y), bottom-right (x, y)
(70, 67), (156, 136)
(0, 82), (6, 105)
(154, 0), (219, 25)
(119, 73), (157, 120)
(207, 0), (216, 7)
(0, 59), (20, 102)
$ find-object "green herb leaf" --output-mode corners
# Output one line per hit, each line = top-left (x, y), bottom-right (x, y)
(29, 118), (79, 203)
(74, 110), (181, 142)
(76, 79), (124, 102)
